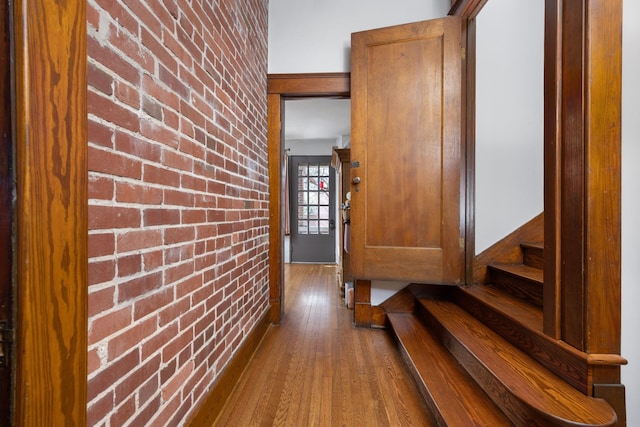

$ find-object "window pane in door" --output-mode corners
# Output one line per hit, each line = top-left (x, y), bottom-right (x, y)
(319, 192), (329, 205)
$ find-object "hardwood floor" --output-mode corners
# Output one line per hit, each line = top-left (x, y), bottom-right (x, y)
(214, 263), (435, 426)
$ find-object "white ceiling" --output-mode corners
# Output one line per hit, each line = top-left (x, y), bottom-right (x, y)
(284, 98), (351, 141)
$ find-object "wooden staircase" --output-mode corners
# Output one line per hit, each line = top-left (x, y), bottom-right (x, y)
(385, 242), (619, 427)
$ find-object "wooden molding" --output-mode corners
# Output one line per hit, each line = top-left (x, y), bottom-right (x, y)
(267, 73), (350, 97)
(186, 310), (271, 426)
(449, 0), (488, 18)
(13, 0), (88, 424)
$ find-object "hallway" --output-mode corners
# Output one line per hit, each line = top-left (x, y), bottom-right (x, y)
(214, 264), (434, 426)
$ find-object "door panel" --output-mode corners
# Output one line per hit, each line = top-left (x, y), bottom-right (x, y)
(290, 156), (336, 263)
(350, 17), (464, 284)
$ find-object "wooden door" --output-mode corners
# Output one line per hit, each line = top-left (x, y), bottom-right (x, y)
(350, 17), (464, 284)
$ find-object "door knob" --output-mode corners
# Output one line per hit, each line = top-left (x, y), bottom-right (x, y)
(352, 176), (361, 185)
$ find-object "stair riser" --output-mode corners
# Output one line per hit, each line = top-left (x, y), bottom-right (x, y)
(488, 268), (543, 307)
(522, 245), (544, 269)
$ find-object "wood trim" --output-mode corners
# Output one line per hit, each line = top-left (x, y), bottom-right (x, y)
(268, 93), (284, 323)
(449, 0), (488, 19)
(473, 213), (544, 284)
(543, 0), (563, 340)
(463, 17), (476, 284)
(544, 0), (623, 356)
(266, 73), (351, 323)
(0, 0), (14, 423)
(354, 279), (371, 327)
(13, 0), (88, 424)
(186, 310), (271, 426)
(268, 73), (350, 97)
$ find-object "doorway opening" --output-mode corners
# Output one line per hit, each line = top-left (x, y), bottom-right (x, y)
(266, 73), (350, 323)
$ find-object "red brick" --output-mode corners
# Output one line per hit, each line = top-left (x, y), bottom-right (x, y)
(163, 188), (194, 207)
(115, 130), (162, 163)
(88, 118), (114, 149)
(161, 360), (193, 401)
(164, 261), (194, 284)
(117, 253), (142, 277)
(117, 271), (163, 303)
(89, 232), (115, 258)
(108, 317), (157, 361)
(134, 287), (173, 321)
(116, 181), (163, 205)
(88, 286), (115, 317)
(141, 27), (177, 73)
(116, 229), (163, 253)
(89, 145), (142, 179)
(164, 226), (195, 244)
(163, 149), (193, 172)
(88, 259), (116, 285)
(93, 0), (139, 35)
(87, 390), (114, 427)
(143, 249), (164, 271)
(115, 81), (140, 109)
(142, 73), (180, 111)
(89, 204), (141, 230)
(182, 209), (207, 224)
(159, 63), (189, 99)
(128, 395), (161, 427)
(121, 0), (162, 37)
(161, 329), (193, 363)
(143, 208), (181, 226)
(142, 323), (179, 360)
(158, 296), (190, 328)
(89, 175), (114, 201)
(87, 348), (102, 376)
(89, 306), (132, 345)
(109, 395), (136, 427)
(88, 90), (140, 133)
(87, 35), (140, 86)
(88, 62), (113, 95)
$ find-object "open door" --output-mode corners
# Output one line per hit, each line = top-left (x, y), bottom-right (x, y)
(350, 17), (464, 284)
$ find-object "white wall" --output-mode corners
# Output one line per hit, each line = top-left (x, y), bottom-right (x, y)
(269, 3), (639, 423)
(622, 1), (640, 424)
(475, 0), (544, 253)
(268, 0), (451, 73)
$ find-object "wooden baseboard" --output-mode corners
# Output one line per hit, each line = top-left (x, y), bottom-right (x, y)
(186, 309), (272, 426)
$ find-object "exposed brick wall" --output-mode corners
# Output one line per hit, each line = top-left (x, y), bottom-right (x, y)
(86, 0), (269, 424)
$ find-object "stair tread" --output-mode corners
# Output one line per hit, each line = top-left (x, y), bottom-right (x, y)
(418, 298), (617, 427)
(489, 263), (543, 283)
(520, 242), (543, 250)
(458, 284), (543, 331)
(387, 312), (512, 426)
(455, 284), (599, 394)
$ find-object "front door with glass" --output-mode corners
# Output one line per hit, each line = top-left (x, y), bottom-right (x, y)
(289, 156), (336, 263)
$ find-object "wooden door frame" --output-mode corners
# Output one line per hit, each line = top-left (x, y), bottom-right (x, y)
(0, 0), (14, 423)
(451, 0), (623, 405)
(267, 73), (350, 323)
(13, 0), (88, 424)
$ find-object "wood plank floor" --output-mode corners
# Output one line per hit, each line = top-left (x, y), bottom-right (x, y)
(214, 264), (435, 426)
